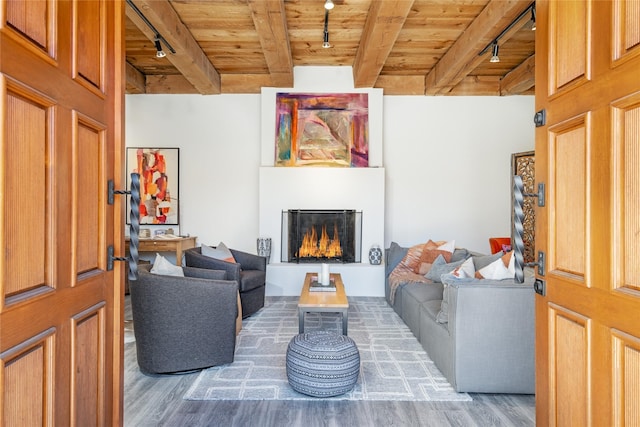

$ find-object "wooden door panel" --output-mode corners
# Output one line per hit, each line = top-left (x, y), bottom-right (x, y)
(4, 0), (52, 54)
(74, 0), (104, 92)
(613, 0), (640, 61)
(549, 305), (589, 427)
(549, 116), (587, 281)
(548, 0), (590, 94)
(1, 328), (55, 426)
(72, 303), (105, 427)
(612, 330), (640, 426)
(2, 81), (52, 297)
(612, 93), (640, 292)
(76, 118), (105, 276)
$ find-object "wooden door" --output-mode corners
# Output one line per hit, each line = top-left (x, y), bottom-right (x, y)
(535, 1), (640, 425)
(0, 1), (125, 425)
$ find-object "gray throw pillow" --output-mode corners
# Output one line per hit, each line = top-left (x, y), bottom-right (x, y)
(425, 255), (465, 283)
(385, 242), (408, 276)
(472, 251), (504, 270)
(450, 248), (471, 263)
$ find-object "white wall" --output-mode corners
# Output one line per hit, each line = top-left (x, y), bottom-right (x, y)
(125, 70), (534, 257)
(125, 94), (262, 253)
(383, 96), (534, 253)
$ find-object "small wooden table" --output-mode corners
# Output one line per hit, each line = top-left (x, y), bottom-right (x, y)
(298, 272), (349, 335)
(125, 236), (197, 265)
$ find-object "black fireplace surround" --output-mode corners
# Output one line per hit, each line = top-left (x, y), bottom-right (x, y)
(281, 209), (362, 263)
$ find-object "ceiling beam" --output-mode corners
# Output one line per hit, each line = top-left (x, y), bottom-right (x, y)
(247, 0), (293, 87)
(352, 0), (415, 88)
(125, 61), (146, 94)
(501, 54), (535, 95)
(126, 0), (221, 94)
(424, 0), (532, 95)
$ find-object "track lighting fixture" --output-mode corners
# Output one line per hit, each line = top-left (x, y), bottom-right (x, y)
(490, 42), (500, 63)
(154, 36), (166, 58)
(531, 5), (536, 31)
(324, 0), (334, 10)
(478, 2), (534, 62)
(126, 0), (176, 57)
(322, 9), (331, 48)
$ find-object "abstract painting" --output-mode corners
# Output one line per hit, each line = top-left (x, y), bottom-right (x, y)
(126, 147), (179, 225)
(275, 93), (369, 167)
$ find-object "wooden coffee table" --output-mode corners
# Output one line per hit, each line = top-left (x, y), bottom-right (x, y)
(298, 272), (349, 335)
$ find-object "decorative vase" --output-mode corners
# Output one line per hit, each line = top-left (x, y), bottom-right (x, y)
(368, 245), (382, 265)
(257, 237), (272, 263)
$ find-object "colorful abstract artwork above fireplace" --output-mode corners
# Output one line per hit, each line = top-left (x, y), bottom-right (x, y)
(275, 93), (369, 168)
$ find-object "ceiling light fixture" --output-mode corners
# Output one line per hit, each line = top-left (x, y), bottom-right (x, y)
(478, 2), (534, 61)
(490, 42), (500, 63)
(126, 0), (176, 57)
(531, 5), (536, 31)
(324, 0), (334, 10)
(322, 9), (331, 48)
(154, 35), (166, 58)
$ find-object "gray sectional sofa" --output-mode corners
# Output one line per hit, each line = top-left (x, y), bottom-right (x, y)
(385, 243), (535, 394)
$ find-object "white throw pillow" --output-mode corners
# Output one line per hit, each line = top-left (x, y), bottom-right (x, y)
(437, 239), (456, 253)
(452, 257), (475, 278)
(201, 242), (236, 263)
(150, 253), (184, 277)
(477, 257), (514, 280)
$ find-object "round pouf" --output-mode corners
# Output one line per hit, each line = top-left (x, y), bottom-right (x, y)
(286, 331), (360, 397)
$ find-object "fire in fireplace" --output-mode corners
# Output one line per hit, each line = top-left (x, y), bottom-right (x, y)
(281, 210), (362, 263)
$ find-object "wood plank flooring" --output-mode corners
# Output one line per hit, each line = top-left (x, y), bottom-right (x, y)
(124, 297), (535, 427)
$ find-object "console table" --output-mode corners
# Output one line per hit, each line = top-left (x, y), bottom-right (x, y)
(125, 236), (197, 265)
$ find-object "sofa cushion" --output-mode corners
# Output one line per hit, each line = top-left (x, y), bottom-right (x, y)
(415, 240), (453, 274)
(151, 254), (184, 277)
(425, 255), (466, 283)
(476, 252), (515, 280)
(201, 242), (237, 263)
(401, 282), (444, 337)
(385, 242), (408, 276)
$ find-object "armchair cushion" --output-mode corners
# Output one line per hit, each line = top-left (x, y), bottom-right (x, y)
(201, 241), (236, 263)
(151, 253), (184, 277)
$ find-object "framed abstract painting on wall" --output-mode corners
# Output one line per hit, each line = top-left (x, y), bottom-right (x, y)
(126, 147), (180, 225)
(275, 92), (369, 167)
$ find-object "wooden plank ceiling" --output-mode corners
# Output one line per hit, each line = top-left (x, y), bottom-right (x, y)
(125, 0), (536, 96)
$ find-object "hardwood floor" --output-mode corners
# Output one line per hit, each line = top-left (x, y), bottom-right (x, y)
(124, 297), (535, 426)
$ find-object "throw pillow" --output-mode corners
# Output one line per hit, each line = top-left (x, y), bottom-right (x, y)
(472, 251), (504, 270)
(201, 242), (236, 263)
(452, 257), (475, 278)
(150, 253), (184, 277)
(385, 242), (409, 276)
(425, 255), (466, 282)
(475, 256), (514, 280)
(399, 243), (425, 273)
(414, 240), (453, 274)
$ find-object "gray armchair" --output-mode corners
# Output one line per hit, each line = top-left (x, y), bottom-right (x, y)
(129, 264), (239, 375)
(185, 246), (266, 318)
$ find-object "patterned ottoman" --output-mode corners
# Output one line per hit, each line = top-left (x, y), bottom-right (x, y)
(286, 331), (360, 397)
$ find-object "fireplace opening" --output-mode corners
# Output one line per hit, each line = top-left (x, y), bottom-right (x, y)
(281, 210), (362, 263)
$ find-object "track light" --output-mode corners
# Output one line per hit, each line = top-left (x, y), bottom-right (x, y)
(154, 36), (166, 58)
(531, 5), (536, 31)
(322, 9), (331, 48)
(490, 42), (499, 63)
(324, 0), (334, 10)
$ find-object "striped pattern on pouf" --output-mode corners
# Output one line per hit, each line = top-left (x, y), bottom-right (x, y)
(286, 331), (360, 397)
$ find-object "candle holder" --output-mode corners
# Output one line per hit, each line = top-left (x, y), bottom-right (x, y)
(257, 237), (272, 263)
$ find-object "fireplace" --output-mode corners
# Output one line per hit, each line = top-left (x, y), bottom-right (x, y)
(281, 210), (362, 263)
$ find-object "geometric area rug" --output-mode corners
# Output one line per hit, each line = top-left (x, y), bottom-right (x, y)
(184, 296), (471, 402)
